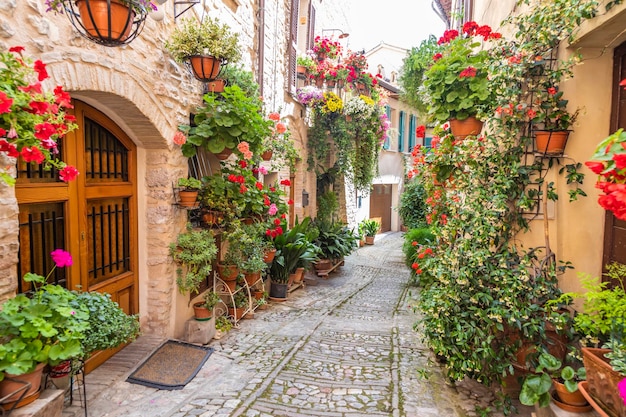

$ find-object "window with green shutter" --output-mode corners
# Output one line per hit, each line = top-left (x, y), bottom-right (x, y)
(408, 114), (416, 151)
(398, 111), (405, 152)
(383, 105), (391, 150)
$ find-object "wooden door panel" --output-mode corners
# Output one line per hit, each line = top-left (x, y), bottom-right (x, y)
(370, 185), (392, 232)
(603, 41), (626, 282)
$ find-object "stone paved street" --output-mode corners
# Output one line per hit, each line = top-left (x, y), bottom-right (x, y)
(63, 233), (533, 417)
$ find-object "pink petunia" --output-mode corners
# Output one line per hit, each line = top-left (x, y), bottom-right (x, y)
(59, 165), (79, 182)
(51, 249), (73, 268)
(268, 203), (278, 216)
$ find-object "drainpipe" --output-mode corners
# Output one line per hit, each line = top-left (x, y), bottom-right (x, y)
(258, 0), (265, 97)
(289, 171), (295, 228)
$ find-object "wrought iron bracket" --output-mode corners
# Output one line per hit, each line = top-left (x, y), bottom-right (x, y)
(174, 0), (200, 20)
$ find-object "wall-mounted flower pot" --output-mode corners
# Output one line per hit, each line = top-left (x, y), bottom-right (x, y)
(76, 0), (134, 43)
(534, 130), (569, 155)
(178, 190), (199, 207)
(206, 79), (226, 94)
(450, 116), (483, 139)
(261, 150), (273, 161)
(188, 55), (222, 82)
(213, 148), (233, 161)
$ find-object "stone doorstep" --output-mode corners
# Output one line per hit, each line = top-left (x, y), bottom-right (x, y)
(10, 389), (64, 417)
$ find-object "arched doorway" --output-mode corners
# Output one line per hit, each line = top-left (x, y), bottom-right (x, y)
(16, 100), (138, 371)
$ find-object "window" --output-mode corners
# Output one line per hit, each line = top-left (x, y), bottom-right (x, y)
(408, 114), (416, 152)
(383, 105), (391, 150)
(398, 111), (405, 152)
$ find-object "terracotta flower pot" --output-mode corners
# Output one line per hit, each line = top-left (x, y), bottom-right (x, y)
(76, 0), (134, 42)
(193, 302), (212, 321)
(206, 78), (226, 93)
(578, 381), (611, 417)
(228, 306), (247, 320)
(213, 148), (233, 160)
(188, 55), (222, 82)
(581, 347), (626, 417)
(293, 267), (305, 284)
(449, 116), (483, 139)
(552, 379), (589, 408)
(261, 150), (273, 161)
(178, 190), (199, 207)
(263, 248), (276, 263)
(244, 271), (262, 286)
(0, 362), (46, 406)
(364, 236), (375, 245)
(534, 130), (570, 155)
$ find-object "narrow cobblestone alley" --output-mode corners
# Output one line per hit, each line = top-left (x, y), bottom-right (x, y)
(63, 233), (533, 417)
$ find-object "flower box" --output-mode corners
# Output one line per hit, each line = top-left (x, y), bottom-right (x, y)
(581, 347), (626, 417)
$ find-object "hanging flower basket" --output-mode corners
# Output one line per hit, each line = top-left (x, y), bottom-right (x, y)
(187, 55), (222, 82)
(449, 116), (484, 139)
(63, 0), (149, 47)
(261, 150), (273, 161)
(213, 148), (233, 160)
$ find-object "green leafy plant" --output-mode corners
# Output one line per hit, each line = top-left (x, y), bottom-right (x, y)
(70, 291), (140, 356)
(313, 221), (357, 261)
(270, 218), (320, 284)
(201, 291), (221, 310)
(360, 219), (380, 237)
(0, 250), (89, 379)
(164, 17), (241, 63)
(179, 85), (273, 157)
(215, 316), (232, 332)
(169, 225), (218, 298)
(519, 352), (586, 407)
(422, 22), (500, 122)
(399, 179), (429, 229)
(177, 177), (202, 190)
(400, 35), (440, 115)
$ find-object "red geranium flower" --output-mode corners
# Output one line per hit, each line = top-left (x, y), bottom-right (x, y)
(0, 91), (13, 114)
(33, 60), (48, 81)
(20, 147), (45, 164)
(280, 179), (291, 186)
(459, 67), (477, 78)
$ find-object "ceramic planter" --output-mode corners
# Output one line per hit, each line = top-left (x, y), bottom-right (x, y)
(551, 380), (591, 412)
(178, 190), (199, 207)
(261, 150), (273, 161)
(269, 280), (288, 300)
(581, 347), (626, 417)
(0, 362), (46, 407)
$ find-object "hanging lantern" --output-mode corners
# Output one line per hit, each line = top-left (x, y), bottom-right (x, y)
(60, 0), (150, 47)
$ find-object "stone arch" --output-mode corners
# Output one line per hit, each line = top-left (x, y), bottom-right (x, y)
(44, 59), (200, 149)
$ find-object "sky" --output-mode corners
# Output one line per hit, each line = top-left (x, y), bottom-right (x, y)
(345, 0), (446, 52)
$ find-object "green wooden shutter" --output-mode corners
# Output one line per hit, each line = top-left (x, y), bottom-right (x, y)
(398, 111), (405, 152)
(408, 115), (416, 151)
(383, 105), (391, 150)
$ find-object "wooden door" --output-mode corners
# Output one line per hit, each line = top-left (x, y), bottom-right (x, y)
(16, 100), (138, 372)
(369, 184), (392, 232)
(602, 41), (626, 283)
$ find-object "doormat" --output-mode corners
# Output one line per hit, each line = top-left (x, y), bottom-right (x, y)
(126, 340), (214, 390)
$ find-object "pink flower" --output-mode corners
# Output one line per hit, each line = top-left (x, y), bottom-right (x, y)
(51, 249), (73, 267)
(59, 165), (79, 182)
(268, 112), (280, 121)
(259, 166), (268, 175)
(173, 131), (186, 145)
(237, 141), (250, 153)
(268, 203), (278, 216)
(619, 378), (626, 405)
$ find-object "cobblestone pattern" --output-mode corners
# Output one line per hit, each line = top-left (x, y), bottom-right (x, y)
(62, 234), (534, 417)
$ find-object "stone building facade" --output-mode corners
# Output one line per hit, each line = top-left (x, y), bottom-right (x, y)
(0, 0), (348, 349)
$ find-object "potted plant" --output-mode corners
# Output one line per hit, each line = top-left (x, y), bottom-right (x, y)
(178, 86), (273, 158)
(239, 225), (269, 287)
(269, 218), (318, 298)
(164, 17), (241, 81)
(423, 22), (500, 137)
(46, 0), (156, 45)
(296, 54), (316, 78)
(0, 47), (79, 185)
(360, 219), (380, 245)
(71, 290), (140, 357)
(312, 36), (342, 61)
(263, 113), (300, 170)
(228, 288), (249, 320)
(531, 85), (580, 155)
(169, 224), (218, 299)
(519, 351), (588, 411)
(561, 264), (626, 417)
(177, 177), (202, 207)
(192, 290), (221, 321)
(0, 250), (89, 405)
(312, 221), (356, 271)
